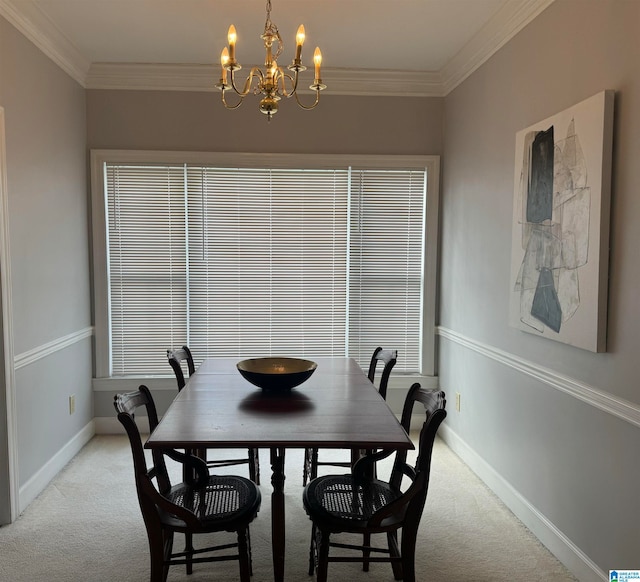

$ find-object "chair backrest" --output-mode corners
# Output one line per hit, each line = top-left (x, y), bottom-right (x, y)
(113, 385), (172, 498)
(167, 345), (195, 391)
(366, 347), (398, 400)
(368, 383), (446, 528)
(114, 385), (205, 532)
(394, 383), (446, 480)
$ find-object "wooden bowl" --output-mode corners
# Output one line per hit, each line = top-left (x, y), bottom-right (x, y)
(237, 357), (317, 391)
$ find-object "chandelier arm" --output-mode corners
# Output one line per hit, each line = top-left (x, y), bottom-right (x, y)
(221, 90), (244, 110)
(229, 67), (264, 97)
(274, 68), (297, 97)
(293, 89), (321, 111)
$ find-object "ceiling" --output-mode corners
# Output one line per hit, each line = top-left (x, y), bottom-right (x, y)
(0, 0), (554, 95)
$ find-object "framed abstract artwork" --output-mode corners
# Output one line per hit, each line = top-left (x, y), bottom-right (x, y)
(509, 90), (614, 352)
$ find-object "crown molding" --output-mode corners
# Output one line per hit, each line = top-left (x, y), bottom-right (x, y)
(85, 63), (444, 97)
(440, 0), (556, 94)
(2, 0), (555, 96)
(0, 0), (90, 86)
(313, 68), (444, 97)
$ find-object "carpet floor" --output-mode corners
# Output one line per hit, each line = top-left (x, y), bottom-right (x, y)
(0, 435), (578, 581)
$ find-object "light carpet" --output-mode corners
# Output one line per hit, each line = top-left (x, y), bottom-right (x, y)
(0, 435), (578, 581)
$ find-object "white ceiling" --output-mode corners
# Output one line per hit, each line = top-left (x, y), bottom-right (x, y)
(0, 0), (554, 95)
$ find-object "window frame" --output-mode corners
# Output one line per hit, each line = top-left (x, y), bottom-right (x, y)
(90, 150), (440, 380)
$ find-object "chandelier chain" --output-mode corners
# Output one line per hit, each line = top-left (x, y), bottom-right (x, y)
(265, 0), (273, 30)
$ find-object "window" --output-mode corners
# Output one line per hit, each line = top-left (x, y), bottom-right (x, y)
(92, 152), (439, 378)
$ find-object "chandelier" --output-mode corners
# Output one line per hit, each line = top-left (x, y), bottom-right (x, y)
(215, 0), (326, 120)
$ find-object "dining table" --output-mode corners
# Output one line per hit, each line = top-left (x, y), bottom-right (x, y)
(145, 356), (413, 582)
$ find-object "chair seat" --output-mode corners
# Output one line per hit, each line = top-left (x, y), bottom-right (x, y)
(303, 475), (402, 531)
(163, 475), (261, 531)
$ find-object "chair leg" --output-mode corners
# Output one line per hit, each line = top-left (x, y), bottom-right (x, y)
(237, 528), (252, 582)
(308, 524), (317, 576)
(149, 544), (163, 582)
(311, 448), (319, 481)
(400, 525), (418, 582)
(184, 532), (194, 575)
(316, 529), (330, 582)
(249, 448), (260, 485)
(303, 448), (312, 486)
(247, 525), (254, 576)
(362, 532), (371, 571)
(147, 525), (170, 582)
(387, 530), (403, 580)
(162, 531), (174, 582)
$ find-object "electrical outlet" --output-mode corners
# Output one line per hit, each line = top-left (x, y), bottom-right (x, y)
(69, 394), (75, 415)
(455, 392), (461, 412)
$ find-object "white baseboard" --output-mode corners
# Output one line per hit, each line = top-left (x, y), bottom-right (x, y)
(18, 420), (95, 515)
(95, 416), (149, 435)
(438, 423), (606, 582)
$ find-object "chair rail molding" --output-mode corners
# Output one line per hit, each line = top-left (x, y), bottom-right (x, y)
(437, 326), (640, 429)
(14, 326), (94, 370)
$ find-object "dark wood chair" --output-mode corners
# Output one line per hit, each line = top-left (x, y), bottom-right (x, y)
(302, 383), (446, 582)
(166, 345), (195, 390)
(167, 346), (261, 484)
(114, 385), (262, 582)
(303, 347), (398, 485)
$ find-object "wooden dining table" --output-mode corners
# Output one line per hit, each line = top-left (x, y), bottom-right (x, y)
(145, 356), (413, 582)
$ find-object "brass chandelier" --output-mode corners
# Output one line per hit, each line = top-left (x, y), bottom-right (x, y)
(215, 0), (326, 120)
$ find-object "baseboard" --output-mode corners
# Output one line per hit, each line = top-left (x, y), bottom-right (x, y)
(18, 420), (95, 515)
(94, 416), (149, 435)
(438, 423), (606, 582)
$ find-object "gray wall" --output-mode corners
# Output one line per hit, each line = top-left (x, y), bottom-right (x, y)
(0, 18), (92, 498)
(86, 89), (443, 155)
(439, 0), (640, 576)
(86, 88), (444, 420)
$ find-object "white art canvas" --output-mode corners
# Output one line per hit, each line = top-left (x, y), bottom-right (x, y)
(509, 90), (614, 352)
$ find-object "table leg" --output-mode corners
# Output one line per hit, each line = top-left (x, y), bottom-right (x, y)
(270, 447), (286, 582)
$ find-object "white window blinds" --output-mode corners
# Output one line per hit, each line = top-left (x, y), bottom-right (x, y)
(103, 161), (426, 376)
(185, 167), (349, 359)
(106, 164), (188, 375)
(348, 169), (425, 371)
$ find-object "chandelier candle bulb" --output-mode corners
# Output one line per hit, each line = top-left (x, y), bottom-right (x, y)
(313, 47), (322, 79)
(295, 25), (305, 62)
(220, 48), (229, 83)
(227, 25), (237, 61)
